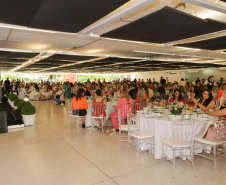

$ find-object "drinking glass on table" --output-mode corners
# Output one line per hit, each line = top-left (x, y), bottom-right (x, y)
(189, 106), (194, 111)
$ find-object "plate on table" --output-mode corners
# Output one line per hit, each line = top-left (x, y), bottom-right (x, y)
(208, 116), (215, 119)
(143, 114), (154, 117)
(169, 115), (181, 121)
(193, 117), (209, 121)
(137, 110), (144, 113)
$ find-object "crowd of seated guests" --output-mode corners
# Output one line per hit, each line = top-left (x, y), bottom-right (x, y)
(2, 75), (226, 130)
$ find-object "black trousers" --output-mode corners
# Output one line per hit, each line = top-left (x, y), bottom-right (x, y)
(73, 109), (87, 116)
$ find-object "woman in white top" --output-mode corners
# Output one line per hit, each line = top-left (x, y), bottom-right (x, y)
(54, 87), (65, 105)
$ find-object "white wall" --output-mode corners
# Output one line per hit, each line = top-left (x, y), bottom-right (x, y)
(131, 71), (185, 83)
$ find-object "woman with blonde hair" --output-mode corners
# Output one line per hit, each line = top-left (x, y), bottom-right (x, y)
(109, 89), (133, 133)
(133, 88), (147, 113)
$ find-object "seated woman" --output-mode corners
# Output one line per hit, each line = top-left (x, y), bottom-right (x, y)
(54, 87), (65, 105)
(71, 88), (88, 125)
(28, 83), (40, 100)
(192, 89), (215, 111)
(103, 86), (112, 96)
(214, 84), (226, 110)
(133, 88), (147, 113)
(92, 90), (107, 129)
(169, 89), (185, 104)
(216, 84), (224, 99)
(109, 89), (133, 133)
(189, 86), (202, 102)
(156, 86), (168, 100)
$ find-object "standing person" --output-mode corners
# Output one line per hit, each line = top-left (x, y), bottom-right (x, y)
(160, 76), (166, 85)
(205, 75), (215, 91)
(166, 77), (169, 84)
(16, 79), (20, 88)
(195, 77), (200, 84)
(180, 78), (185, 87)
(4, 78), (10, 94)
(66, 84), (72, 98)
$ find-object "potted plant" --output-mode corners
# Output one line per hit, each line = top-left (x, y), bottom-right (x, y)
(7, 93), (18, 108)
(21, 104), (36, 126)
(17, 101), (31, 110)
(14, 99), (24, 109)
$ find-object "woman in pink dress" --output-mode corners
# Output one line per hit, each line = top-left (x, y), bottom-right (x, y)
(109, 89), (133, 132)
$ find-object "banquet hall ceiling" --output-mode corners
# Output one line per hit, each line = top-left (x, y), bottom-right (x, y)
(0, 0), (226, 73)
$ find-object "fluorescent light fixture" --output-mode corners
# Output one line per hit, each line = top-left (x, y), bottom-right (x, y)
(0, 48), (41, 53)
(182, 0), (226, 14)
(0, 23), (78, 35)
(35, 57), (107, 72)
(133, 50), (175, 56)
(8, 52), (54, 73)
(178, 54), (210, 59)
(176, 46), (201, 51)
(188, 71), (198, 73)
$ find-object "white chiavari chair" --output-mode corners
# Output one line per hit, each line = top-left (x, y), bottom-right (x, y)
(126, 113), (154, 164)
(162, 120), (195, 178)
(116, 104), (133, 151)
(194, 121), (226, 175)
(90, 102), (105, 134)
(67, 101), (85, 134)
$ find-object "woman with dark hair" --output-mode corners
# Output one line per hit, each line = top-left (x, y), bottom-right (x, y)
(195, 77), (200, 84)
(156, 86), (168, 100)
(71, 88), (88, 125)
(92, 90), (107, 129)
(189, 86), (202, 102)
(168, 89), (185, 104)
(192, 89), (215, 111)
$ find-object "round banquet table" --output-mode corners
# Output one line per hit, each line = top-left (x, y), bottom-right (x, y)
(139, 115), (215, 159)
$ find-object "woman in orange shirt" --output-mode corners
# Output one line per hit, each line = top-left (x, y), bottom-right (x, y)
(71, 88), (88, 125)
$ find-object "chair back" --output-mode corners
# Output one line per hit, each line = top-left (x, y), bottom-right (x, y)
(172, 121), (195, 146)
(213, 121), (226, 142)
(127, 113), (140, 135)
(133, 102), (145, 114)
(92, 102), (105, 117)
(120, 103), (133, 118)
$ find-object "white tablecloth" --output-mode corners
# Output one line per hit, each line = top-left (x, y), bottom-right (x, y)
(139, 116), (212, 159)
(85, 101), (116, 127)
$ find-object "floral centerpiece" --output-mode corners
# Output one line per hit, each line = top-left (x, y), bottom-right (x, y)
(169, 102), (184, 115)
(103, 90), (112, 102)
(103, 94), (112, 102)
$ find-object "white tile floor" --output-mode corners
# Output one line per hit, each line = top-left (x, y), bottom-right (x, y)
(0, 100), (225, 185)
